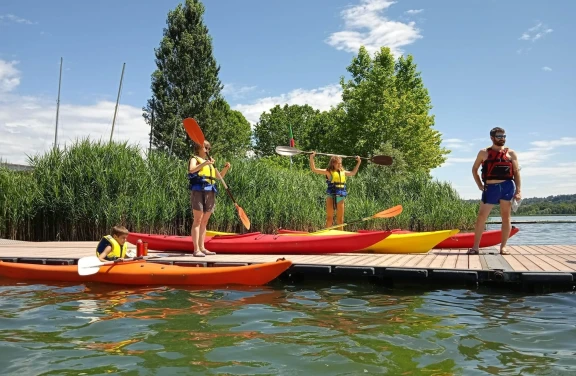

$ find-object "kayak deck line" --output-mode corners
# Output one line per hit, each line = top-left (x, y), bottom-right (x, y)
(1, 240), (576, 290)
(486, 220), (576, 224)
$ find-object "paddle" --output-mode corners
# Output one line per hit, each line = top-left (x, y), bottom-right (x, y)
(77, 255), (160, 276)
(182, 117), (251, 230)
(314, 204), (403, 232)
(275, 146), (393, 166)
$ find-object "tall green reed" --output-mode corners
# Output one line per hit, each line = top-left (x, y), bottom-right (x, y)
(0, 140), (478, 241)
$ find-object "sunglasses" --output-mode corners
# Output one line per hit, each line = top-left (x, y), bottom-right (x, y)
(493, 135), (506, 139)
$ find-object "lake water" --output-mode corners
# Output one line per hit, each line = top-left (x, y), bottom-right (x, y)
(1, 281), (576, 375)
(487, 215), (576, 245)
(1, 216), (576, 375)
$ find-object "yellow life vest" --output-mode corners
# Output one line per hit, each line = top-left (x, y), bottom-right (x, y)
(326, 169), (347, 196)
(96, 235), (127, 260)
(329, 170), (346, 187)
(188, 156), (217, 191)
(195, 156), (216, 181)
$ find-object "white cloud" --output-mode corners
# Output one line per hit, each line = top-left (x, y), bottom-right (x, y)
(530, 137), (576, 150)
(506, 138), (576, 166)
(440, 156), (475, 167)
(542, 66), (552, 72)
(513, 138), (576, 165)
(516, 47), (532, 55)
(521, 162), (576, 178)
(0, 14), (35, 25)
(0, 60), (21, 92)
(405, 9), (423, 15)
(433, 136), (576, 199)
(233, 84), (342, 125)
(0, 60), (148, 165)
(222, 83), (257, 100)
(326, 0), (422, 56)
(519, 21), (553, 42)
(443, 138), (474, 151)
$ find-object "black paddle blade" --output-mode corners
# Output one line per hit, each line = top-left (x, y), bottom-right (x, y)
(370, 155), (393, 165)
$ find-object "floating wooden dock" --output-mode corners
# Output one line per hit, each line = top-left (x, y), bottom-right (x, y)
(1, 240), (576, 289)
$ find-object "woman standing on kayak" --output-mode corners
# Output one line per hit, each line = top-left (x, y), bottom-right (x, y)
(188, 140), (230, 257)
(309, 152), (361, 230)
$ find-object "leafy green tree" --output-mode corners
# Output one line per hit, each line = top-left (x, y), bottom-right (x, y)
(253, 104), (321, 157)
(205, 98), (252, 160)
(337, 47), (449, 174)
(142, 0), (250, 160)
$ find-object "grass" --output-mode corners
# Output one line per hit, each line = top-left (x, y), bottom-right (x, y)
(0, 140), (479, 241)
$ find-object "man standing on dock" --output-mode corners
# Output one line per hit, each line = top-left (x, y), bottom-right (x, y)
(469, 127), (522, 255)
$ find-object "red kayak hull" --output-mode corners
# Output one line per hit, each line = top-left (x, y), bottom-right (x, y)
(433, 226), (520, 249)
(127, 231), (392, 254)
(360, 226), (520, 249)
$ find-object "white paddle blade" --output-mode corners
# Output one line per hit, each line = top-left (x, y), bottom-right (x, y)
(78, 256), (104, 269)
(78, 264), (104, 276)
(77, 256), (105, 276)
(275, 145), (301, 156)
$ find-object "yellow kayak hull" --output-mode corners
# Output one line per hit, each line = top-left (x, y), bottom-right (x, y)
(361, 229), (459, 253)
(207, 229), (460, 254)
(207, 230), (236, 237)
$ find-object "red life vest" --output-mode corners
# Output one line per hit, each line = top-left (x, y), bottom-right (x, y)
(481, 147), (514, 182)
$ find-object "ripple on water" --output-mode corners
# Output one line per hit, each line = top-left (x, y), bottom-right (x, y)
(1, 281), (576, 375)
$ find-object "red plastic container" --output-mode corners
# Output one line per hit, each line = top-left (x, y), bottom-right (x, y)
(136, 239), (144, 257)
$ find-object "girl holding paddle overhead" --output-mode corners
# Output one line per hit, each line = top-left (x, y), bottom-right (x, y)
(309, 151), (361, 230)
(188, 140), (230, 257)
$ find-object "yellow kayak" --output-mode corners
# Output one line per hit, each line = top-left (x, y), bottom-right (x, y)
(207, 229), (459, 254)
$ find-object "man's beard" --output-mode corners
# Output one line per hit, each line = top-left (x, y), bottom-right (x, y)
(494, 140), (506, 146)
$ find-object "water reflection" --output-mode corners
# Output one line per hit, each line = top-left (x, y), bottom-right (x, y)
(0, 280), (576, 375)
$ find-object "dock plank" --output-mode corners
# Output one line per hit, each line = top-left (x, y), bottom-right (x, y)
(502, 255), (528, 271)
(468, 255), (483, 270)
(401, 254), (427, 268)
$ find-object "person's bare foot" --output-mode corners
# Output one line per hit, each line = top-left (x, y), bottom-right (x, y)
(201, 249), (216, 255)
(500, 247), (510, 255)
(193, 250), (205, 257)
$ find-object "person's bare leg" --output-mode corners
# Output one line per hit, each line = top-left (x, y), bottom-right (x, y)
(470, 202), (494, 253)
(325, 198), (335, 228)
(336, 200), (345, 231)
(199, 211), (215, 255)
(499, 200), (512, 255)
(191, 209), (205, 257)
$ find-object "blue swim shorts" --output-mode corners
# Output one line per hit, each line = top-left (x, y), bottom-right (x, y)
(481, 180), (516, 205)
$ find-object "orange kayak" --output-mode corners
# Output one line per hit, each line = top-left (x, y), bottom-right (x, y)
(0, 259), (292, 286)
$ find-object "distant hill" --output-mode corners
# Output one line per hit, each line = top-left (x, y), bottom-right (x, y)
(463, 194), (576, 215)
(0, 163), (33, 172)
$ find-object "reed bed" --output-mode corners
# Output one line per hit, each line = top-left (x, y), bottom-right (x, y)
(0, 140), (478, 241)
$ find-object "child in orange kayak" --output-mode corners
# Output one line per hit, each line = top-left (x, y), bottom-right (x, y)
(96, 225), (130, 262)
(188, 140), (230, 257)
(309, 151), (361, 230)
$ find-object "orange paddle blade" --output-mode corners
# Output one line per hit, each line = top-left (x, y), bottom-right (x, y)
(236, 204), (251, 230)
(183, 118), (205, 145)
(372, 205), (403, 219)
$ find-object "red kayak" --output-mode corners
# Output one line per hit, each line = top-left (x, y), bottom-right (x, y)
(433, 226), (520, 249)
(359, 226), (520, 249)
(127, 231), (392, 254)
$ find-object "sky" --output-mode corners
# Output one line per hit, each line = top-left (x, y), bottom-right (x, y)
(0, 0), (574, 200)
